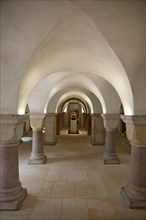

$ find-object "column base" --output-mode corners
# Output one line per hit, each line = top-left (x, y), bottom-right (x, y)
(28, 153), (47, 164)
(103, 152), (120, 164)
(0, 187), (27, 210)
(121, 185), (146, 209)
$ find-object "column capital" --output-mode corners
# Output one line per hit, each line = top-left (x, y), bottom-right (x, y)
(0, 114), (29, 147)
(121, 115), (146, 145)
(121, 115), (146, 125)
(101, 114), (120, 131)
(29, 113), (45, 130)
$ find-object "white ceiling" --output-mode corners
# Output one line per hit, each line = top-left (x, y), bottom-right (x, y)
(1, 0), (145, 115)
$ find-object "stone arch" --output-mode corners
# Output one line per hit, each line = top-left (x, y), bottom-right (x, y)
(17, 10), (133, 115)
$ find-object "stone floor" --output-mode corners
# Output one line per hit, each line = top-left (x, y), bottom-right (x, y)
(0, 130), (146, 220)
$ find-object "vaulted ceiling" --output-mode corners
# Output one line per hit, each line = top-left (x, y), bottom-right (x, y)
(1, 0), (145, 115)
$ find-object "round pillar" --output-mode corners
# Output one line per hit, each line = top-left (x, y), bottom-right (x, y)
(0, 114), (28, 210)
(101, 114), (120, 164)
(28, 128), (47, 164)
(121, 115), (146, 208)
(87, 113), (91, 135)
(56, 113), (60, 135)
(44, 113), (57, 145)
(91, 113), (105, 145)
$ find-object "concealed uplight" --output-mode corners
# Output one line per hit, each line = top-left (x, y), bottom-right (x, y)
(81, 107), (85, 113)
(64, 105), (68, 112)
(124, 105), (133, 115)
(18, 108), (25, 115)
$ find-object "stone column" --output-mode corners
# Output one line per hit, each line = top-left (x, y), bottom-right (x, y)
(44, 113), (57, 145)
(28, 115), (47, 164)
(91, 113), (105, 145)
(120, 115), (146, 208)
(56, 113), (60, 135)
(81, 113), (86, 129)
(60, 113), (64, 130)
(87, 113), (91, 135)
(101, 114), (120, 164)
(0, 114), (28, 210)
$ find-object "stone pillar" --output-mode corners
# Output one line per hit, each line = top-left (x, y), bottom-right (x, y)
(120, 115), (146, 208)
(56, 113), (60, 135)
(91, 113), (105, 145)
(44, 113), (57, 145)
(60, 113), (64, 130)
(101, 114), (120, 164)
(81, 113), (86, 129)
(87, 113), (91, 135)
(83, 113), (87, 132)
(0, 114), (28, 210)
(28, 115), (47, 164)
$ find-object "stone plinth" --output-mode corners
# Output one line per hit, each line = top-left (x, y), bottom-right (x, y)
(44, 113), (57, 145)
(121, 115), (146, 208)
(101, 114), (120, 164)
(91, 113), (105, 145)
(0, 114), (28, 210)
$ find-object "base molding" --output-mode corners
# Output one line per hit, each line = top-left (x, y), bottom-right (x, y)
(121, 185), (146, 209)
(103, 152), (120, 164)
(0, 188), (27, 210)
(28, 155), (47, 164)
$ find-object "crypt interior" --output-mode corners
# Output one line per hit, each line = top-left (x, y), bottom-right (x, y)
(0, 0), (146, 220)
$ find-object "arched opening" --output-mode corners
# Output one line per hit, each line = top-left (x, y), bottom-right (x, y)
(56, 97), (91, 135)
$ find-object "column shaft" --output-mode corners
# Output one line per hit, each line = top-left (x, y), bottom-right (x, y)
(87, 113), (91, 135)
(0, 114), (28, 210)
(0, 146), (19, 189)
(56, 113), (60, 135)
(91, 113), (105, 145)
(105, 130), (116, 153)
(101, 114), (120, 164)
(130, 145), (146, 188)
(44, 113), (57, 145)
(103, 129), (120, 164)
(120, 115), (146, 208)
(28, 129), (47, 164)
(121, 144), (146, 208)
(0, 145), (27, 210)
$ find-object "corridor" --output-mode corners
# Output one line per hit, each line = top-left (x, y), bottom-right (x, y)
(0, 132), (146, 220)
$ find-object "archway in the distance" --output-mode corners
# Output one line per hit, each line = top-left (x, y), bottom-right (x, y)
(57, 97), (90, 135)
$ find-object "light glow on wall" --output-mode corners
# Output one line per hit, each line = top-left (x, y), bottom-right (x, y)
(81, 106), (85, 113)
(18, 108), (25, 115)
(63, 105), (68, 113)
(17, 103), (26, 115)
